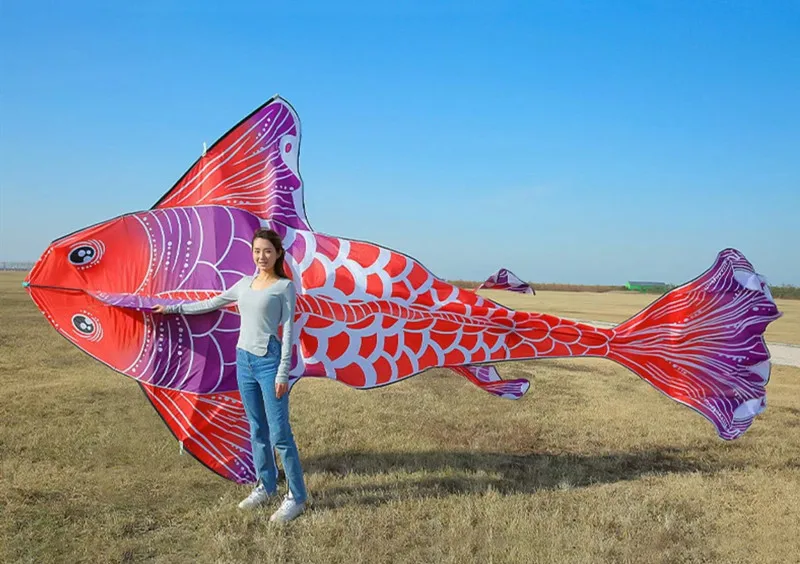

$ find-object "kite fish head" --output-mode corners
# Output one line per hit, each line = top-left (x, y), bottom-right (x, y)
(24, 215), (152, 373)
(25, 214), (151, 295)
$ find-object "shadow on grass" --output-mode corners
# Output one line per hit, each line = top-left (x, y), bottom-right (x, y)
(302, 448), (723, 509)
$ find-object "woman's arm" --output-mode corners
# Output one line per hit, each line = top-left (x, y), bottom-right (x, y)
(275, 281), (296, 385)
(160, 279), (243, 315)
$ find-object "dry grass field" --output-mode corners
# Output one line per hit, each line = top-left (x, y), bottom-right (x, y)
(2, 272), (799, 563)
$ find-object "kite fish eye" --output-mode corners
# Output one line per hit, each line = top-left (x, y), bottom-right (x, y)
(71, 313), (103, 341)
(68, 240), (105, 268)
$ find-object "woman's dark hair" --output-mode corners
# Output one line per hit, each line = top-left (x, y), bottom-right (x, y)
(252, 228), (288, 278)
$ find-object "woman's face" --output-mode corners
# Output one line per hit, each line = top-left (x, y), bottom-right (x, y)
(252, 237), (280, 274)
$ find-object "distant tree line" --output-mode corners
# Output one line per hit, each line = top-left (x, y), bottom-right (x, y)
(0, 262), (35, 271)
(452, 279), (800, 300)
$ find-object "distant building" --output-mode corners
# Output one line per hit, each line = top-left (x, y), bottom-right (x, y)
(625, 280), (669, 292)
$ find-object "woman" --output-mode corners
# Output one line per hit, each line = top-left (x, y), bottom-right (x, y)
(154, 228), (307, 523)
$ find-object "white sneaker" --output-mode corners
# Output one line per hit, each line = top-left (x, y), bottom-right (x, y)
(237, 484), (274, 510)
(269, 494), (306, 523)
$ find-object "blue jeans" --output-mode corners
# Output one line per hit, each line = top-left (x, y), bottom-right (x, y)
(236, 337), (307, 503)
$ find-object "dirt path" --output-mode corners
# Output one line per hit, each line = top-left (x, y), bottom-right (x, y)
(578, 319), (800, 368)
(766, 343), (800, 368)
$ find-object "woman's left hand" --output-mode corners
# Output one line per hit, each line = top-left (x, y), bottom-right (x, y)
(275, 382), (288, 399)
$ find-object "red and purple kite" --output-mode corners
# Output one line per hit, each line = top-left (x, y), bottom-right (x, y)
(25, 96), (782, 484)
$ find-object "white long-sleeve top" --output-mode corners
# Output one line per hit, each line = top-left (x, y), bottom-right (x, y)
(165, 277), (296, 383)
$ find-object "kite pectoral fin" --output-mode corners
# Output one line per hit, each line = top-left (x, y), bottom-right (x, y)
(87, 291), (180, 311)
(88, 290), (239, 314)
(151, 95), (310, 230)
(448, 364), (530, 399)
(138, 383), (256, 484)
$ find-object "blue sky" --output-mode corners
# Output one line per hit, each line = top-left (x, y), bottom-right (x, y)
(1, 1), (798, 284)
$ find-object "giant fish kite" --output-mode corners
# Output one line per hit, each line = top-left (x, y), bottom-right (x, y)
(25, 96), (782, 484)
(478, 268), (535, 295)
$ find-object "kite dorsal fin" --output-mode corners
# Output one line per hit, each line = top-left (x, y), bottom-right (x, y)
(153, 95), (310, 230)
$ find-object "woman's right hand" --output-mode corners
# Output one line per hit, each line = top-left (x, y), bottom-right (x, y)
(152, 305), (167, 314)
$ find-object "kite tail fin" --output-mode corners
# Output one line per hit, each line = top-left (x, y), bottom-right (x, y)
(606, 249), (781, 440)
(448, 365), (531, 399)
